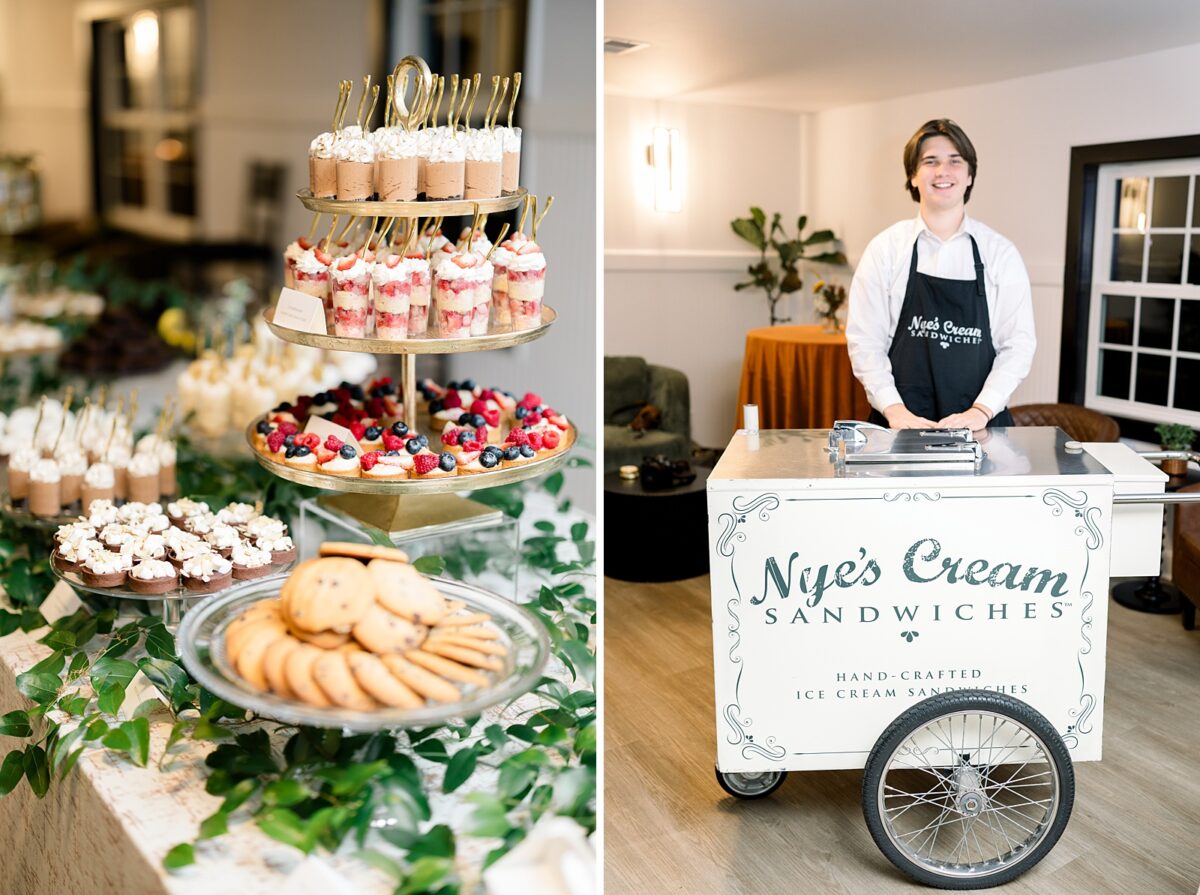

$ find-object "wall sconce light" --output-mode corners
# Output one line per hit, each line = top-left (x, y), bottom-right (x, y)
(647, 126), (682, 213)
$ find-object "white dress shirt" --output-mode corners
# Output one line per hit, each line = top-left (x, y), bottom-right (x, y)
(845, 213), (1036, 416)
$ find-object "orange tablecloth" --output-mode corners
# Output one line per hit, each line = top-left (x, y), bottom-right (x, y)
(735, 325), (871, 430)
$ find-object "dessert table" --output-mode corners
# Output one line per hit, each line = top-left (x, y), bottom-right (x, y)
(734, 325), (870, 431)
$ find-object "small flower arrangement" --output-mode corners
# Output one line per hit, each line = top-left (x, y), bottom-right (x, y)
(812, 280), (847, 331)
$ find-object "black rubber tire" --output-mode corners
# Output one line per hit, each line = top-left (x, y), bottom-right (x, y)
(862, 689), (1074, 889)
(715, 765), (788, 800)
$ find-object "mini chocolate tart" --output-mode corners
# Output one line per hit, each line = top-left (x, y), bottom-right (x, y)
(127, 565), (180, 595)
(269, 544), (298, 566)
(182, 568), (233, 594)
(80, 565), (129, 589)
(232, 560), (274, 581)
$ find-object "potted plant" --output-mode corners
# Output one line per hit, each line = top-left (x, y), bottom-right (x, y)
(730, 208), (846, 326)
(1153, 422), (1195, 477)
(812, 279), (848, 333)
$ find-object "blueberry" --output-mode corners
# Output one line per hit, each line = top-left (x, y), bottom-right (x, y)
(365, 426), (383, 440)
(515, 406), (528, 419)
(339, 444), (357, 459)
(379, 383), (396, 396)
(519, 444), (536, 458)
(256, 420), (272, 434)
(284, 434), (296, 447)
(385, 449), (401, 456)
(447, 380), (460, 390)
(457, 430), (473, 445)
(479, 451), (499, 469)
(462, 379), (476, 390)
(482, 444), (503, 457)
(430, 399), (444, 414)
(420, 386), (436, 400)
(390, 421), (409, 437)
(339, 380), (353, 390)
(312, 392), (329, 405)
(415, 434), (430, 447)
(284, 446), (297, 458)
(272, 401), (293, 412)
(471, 414), (487, 428)
(405, 439), (422, 455)
(503, 446), (520, 461)
(294, 444), (311, 456)
(438, 452), (456, 471)
(457, 412), (473, 425)
(349, 385), (365, 401)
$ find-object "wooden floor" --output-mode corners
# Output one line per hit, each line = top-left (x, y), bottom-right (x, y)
(604, 574), (1200, 894)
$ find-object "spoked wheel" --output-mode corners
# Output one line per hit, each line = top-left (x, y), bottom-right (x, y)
(715, 765), (787, 800)
(862, 690), (1073, 889)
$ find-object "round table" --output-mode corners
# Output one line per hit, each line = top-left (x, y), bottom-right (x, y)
(604, 466), (711, 582)
(735, 324), (871, 430)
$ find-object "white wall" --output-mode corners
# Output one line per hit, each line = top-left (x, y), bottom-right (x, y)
(604, 94), (820, 447)
(809, 41), (1200, 409)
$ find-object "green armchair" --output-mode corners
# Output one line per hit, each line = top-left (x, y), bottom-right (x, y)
(603, 356), (691, 474)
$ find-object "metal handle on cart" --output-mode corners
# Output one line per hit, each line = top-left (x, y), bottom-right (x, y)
(1114, 450), (1200, 504)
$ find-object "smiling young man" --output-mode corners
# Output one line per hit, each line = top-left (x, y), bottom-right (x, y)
(845, 119), (1036, 430)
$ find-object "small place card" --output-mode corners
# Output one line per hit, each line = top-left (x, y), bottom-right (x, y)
(38, 581), (83, 624)
(304, 415), (358, 446)
(272, 288), (327, 334)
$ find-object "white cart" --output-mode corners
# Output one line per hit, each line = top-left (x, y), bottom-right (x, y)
(707, 424), (1170, 889)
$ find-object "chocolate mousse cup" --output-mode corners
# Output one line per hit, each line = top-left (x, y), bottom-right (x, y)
(7, 467), (29, 502)
(502, 142), (521, 194)
(377, 157), (418, 201)
(159, 462), (177, 498)
(60, 471), (83, 507)
(424, 161), (465, 201)
(417, 157), (427, 199)
(309, 156), (337, 198)
(81, 481), (115, 509)
(465, 159), (502, 200)
(29, 478), (62, 518)
(128, 471), (159, 505)
(336, 160), (374, 201)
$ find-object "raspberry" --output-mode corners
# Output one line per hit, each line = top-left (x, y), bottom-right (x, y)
(483, 409), (500, 428)
(470, 399), (489, 415)
(443, 391), (463, 409)
(371, 376), (393, 388)
(350, 422), (367, 440)
(505, 429), (529, 446)
(475, 427), (489, 443)
(463, 440), (482, 452)
(542, 429), (560, 449)
(294, 396), (313, 410)
(266, 432), (286, 453)
(382, 432), (404, 452)
(520, 392), (542, 409)
(526, 431), (544, 451)
(479, 389), (495, 401)
(413, 453), (438, 475)
(366, 398), (386, 418)
(441, 428), (460, 446)
(277, 422), (298, 436)
(324, 435), (344, 451)
(332, 387), (352, 403)
(360, 451), (380, 471)
(524, 412), (542, 427)
(302, 433), (323, 449)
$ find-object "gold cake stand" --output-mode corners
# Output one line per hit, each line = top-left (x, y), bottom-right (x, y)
(296, 187), (527, 218)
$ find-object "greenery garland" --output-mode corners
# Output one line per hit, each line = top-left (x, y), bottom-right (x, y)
(0, 442), (596, 894)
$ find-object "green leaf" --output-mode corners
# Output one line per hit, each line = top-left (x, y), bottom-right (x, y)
(797, 214), (808, 233)
(0, 750), (24, 795)
(570, 521), (588, 542)
(39, 629), (75, 651)
(60, 695), (90, 716)
(66, 651), (90, 681)
(199, 810), (229, 839)
(801, 228), (836, 246)
(413, 738), (448, 763)
(0, 710), (32, 738)
(97, 681), (127, 717)
(163, 843), (195, 871)
(138, 658), (191, 711)
(83, 718), (109, 741)
(533, 520), (556, 533)
(498, 760), (540, 799)
(16, 671), (60, 704)
(90, 655), (138, 690)
(143, 623), (176, 661)
(258, 808), (309, 852)
(466, 793), (512, 838)
(23, 745), (49, 798)
(358, 849), (405, 881)
(574, 724), (597, 759)
(542, 471), (564, 496)
(484, 724), (509, 750)
(559, 639), (595, 686)
(407, 823), (456, 860)
(731, 218), (767, 250)
(264, 778), (312, 808)
(29, 652), (66, 676)
(0, 610), (20, 637)
(809, 250), (848, 265)
(315, 759), (389, 796)
(398, 856), (455, 895)
(413, 555), (446, 576)
(101, 623), (141, 659)
(122, 717), (150, 766)
(442, 746), (477, 794)
(101, 727), (132, 753)
(506, 723), (537, 742)
(750, 207), (765, 228)
(51, 724), (88, 776)
(221, 777), (259, 813)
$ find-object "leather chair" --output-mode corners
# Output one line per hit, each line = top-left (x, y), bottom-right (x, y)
(1009, 403), (1120, 442)
(603, 356), (691, 474)
(1172, 482), (1200, 630)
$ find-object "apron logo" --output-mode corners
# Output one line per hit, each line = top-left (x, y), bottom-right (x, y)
(906, 314), (983, 349)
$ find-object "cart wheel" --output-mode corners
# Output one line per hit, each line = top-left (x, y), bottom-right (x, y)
(715, 765), (787, 800)
(862, 689), (1073, 889)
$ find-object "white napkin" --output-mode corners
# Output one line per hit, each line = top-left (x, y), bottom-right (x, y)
(483, 817), (595, 895)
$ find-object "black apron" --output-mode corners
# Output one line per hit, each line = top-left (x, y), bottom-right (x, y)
(868, 234), (1014, 428)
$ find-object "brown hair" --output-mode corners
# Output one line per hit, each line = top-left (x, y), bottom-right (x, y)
(903, 119), (978, 203)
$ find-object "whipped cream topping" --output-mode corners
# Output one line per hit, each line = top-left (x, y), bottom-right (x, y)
(128, 452), (159, 476)
(465, 129), (503, 162)
(507, 249), (547, 272)
(84, 550), (132, 574)
(243, 514), (286, 540)
(372, 257), (414, 286)
(84, 463), (115, 489)
(436, 256), (494, 284)
(117, 501), (159, 523)
(426, 132), (466, 163)
(284, 240), (309, 262)
(330, 255), (371, 282)
(456, 228), (493, 257)
(30, 458), (61, 483)
(143, 513), (171, 533)
(319, 455), (360, 472)
(55, 522), (96, 545)
(186, 513), (219, 535)
(374, 127), (421, 159)
(168, 498), (209, 519)
(86, 499), (118, 525)
(218, 502), (259, 525)
(231, 542), (272, 568)
(334, 136), (375, 163)
(130, 559), (175, 581)
(499, 126), (522, 152)
(122, 533), (166, 560)
(58, 450), (88, 476)
(205, 524), (242, 550)
(59, 539), (101, 565)
(182, 552), (231, 581)
(158, 442), (176, 467)
(310, 131), (338, 159)
(105, 445), (131, 469)
(489, 244), (516, 269)
(9, 447), (38, 472)
(256, 534), (294, 553)
(135, 434), (162, 454)
(295, 249), (330, 276)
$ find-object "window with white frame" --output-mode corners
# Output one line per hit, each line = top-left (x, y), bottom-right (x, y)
(1086, 159), (1200, 425)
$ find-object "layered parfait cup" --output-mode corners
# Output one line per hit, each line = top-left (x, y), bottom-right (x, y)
(372, 255), (412, 341)
(330, 255), (372, 338)
(506, 243), (546, 331)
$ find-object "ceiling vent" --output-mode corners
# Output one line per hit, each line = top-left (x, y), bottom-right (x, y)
(604, 37), (650, 55)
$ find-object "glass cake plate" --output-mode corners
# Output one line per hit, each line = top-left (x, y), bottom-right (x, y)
(177, 575), (550, 731)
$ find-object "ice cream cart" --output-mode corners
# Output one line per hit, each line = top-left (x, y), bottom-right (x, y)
(706, 424), (1172, 888)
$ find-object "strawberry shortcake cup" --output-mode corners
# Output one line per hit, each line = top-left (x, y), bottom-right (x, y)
(283, 237), (314, 289)
(330, 255), (373, 338)
(507, 241), (546, 331)
(372, 254), (412, 341)
(293, 247), (333, 326)
(435, 252), (491, 338)
(456, 226), (493, 260)
(489, 241), (515, 327)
